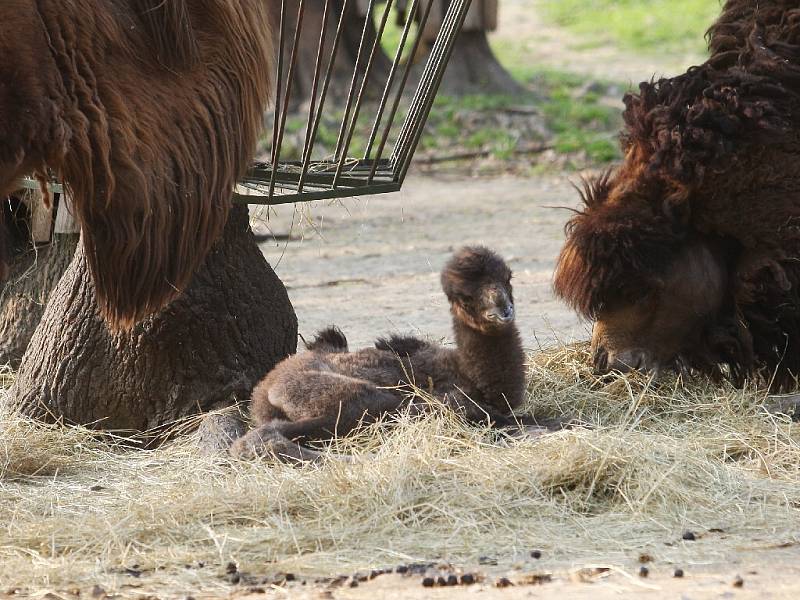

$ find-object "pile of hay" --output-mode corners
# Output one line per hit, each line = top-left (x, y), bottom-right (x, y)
(1, 344), (799, 596)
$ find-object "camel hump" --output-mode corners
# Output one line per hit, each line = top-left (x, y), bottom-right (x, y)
(374, 335), (430, 357)
(134, 0), (199, 68)
(306, 327), (349, 353)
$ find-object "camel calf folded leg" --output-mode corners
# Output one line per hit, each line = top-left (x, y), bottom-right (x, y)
(231, 370), (405, 462)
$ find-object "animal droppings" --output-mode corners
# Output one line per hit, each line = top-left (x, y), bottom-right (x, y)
(436, 576), (448, 586)
(682, 531), (696, 541)
(227, 573), (241, 585)
(225, 562), (238, 574)
(495, 577), (514, 588)
(638, 553), (653, 563)
(639, 566), (649, 578)
(519, 574), (553, 585)
(422, 577), (435, 587)
(530, 550), (542, 559)
(446, 574), (459, 586)
(674, 569), (685, 578)
(395, 565), (409, 574)
(460, 574), (476, 585)
(733, 575), (744, 588)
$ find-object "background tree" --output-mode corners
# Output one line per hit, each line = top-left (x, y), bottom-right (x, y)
(283, 0), (520, 110)
(414, 0), (523, 96)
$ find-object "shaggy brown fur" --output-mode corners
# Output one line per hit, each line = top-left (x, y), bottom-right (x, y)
(554, 0), (800, 389)
(232, 246), (526, 462)
(0, 1), (275, 329)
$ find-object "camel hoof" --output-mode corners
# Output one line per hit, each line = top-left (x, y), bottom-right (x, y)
(229, 433), (267, 461)
(196, 413), (247, 456)
(763, 395), (800, 421)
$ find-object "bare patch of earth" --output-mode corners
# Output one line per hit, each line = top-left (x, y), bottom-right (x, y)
(253, 174), (587, 351)
(232, 544), (800, 599)
(497, 0), (708, 84)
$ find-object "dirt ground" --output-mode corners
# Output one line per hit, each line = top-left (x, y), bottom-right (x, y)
(503, 0), (706, 83)
(235, 4), (800, 598)
(232, 554), (800, 599)
(254, 174), (586, 350)
(252, 175), (800, 600)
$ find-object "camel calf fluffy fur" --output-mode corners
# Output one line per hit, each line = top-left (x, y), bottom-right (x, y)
(232, 246), (526, 462)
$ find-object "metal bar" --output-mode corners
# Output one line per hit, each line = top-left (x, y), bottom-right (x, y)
(267, 0), (307, 201)
(397, 0), (472, 183)
(367, 0), (435, 183)
(296, 0), (352, 193)
(18, 177), (64, 195)
(331, 0), (395, 188)
(390, 1), (443, 166)
(244, 168), (391, 189)
(332, 0), (379, 163)
(269, 0), (288, 166)
(391, 0), (451, 169)
(247, 161), (393, 182)
(363, 0), (420, 162)
(234, 182), (402, 206)
(297, 0), (332, 194)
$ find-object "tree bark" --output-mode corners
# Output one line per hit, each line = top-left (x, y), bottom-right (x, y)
(0, 233), (78, 367)
(433, 30), (524, 96)
(280, 0), (392, 111)
(11, 205), (297, 432)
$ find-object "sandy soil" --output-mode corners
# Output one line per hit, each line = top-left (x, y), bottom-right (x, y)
(254, 174), (587, 351)
(232, 545), (800, 599)
(251, 175), (800, 599)
(235, 5), (800, 598)
(497, 0), (708, 84)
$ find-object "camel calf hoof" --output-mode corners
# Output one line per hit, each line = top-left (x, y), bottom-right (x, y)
(196, 413), (248, 456)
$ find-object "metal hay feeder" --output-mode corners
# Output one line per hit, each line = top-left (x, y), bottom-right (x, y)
(235, 0), (474, 205)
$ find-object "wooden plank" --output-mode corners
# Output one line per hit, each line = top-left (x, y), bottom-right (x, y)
(54, 192), (80, 235)
(18, 186), (54, 244)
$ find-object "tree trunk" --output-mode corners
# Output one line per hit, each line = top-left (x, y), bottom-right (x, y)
(11, 205), (297, 432)
(0, 233), (78, 367)
(433, 30), (524, 96)
(280, 0), (392, 111)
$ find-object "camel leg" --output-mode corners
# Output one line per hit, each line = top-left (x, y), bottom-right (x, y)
(230, 418), (340, 463)
(235, 373), (406, 463)
(196, 412), (248, 456)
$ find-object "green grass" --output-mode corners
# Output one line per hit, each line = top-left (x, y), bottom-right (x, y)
(540, 0), (722, 55)
(417, 71), (622, 166)
(534, 69), (622, 164)
(264, 69), (624, 170)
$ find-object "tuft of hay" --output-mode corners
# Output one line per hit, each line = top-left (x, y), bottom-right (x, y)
(1, 344), (798, 596)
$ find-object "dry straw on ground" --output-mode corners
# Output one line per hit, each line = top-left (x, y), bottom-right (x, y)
(1, 344), (798, 597)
